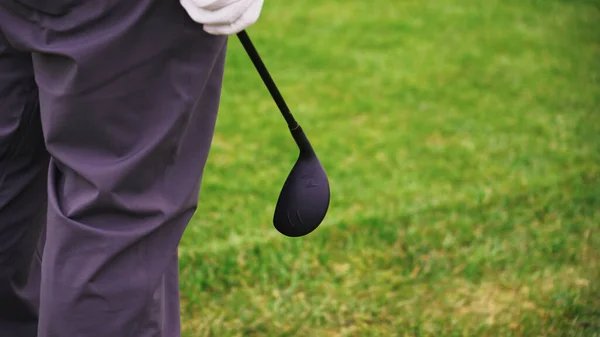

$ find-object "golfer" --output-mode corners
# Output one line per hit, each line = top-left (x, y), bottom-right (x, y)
(0, 0), (263, 336)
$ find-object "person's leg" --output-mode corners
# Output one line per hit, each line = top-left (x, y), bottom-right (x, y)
(0, 1), (227, 336)
(0, 28), (48, 337)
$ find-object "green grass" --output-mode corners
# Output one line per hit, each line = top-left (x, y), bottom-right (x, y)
(178, 0), (600, 335)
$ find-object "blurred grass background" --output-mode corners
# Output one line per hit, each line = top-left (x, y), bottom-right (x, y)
(178, 0), (600, 336)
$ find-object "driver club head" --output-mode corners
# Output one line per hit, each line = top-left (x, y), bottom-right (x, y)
(273, 126), (331, 237)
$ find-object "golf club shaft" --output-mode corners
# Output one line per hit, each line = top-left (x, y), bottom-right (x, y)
(237, 30), (298, 129)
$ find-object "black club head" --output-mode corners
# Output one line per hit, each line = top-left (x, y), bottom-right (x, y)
(273, 127), (330, 237)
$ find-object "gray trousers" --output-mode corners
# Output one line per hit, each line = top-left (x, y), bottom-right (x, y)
(0, 0), (227, 336)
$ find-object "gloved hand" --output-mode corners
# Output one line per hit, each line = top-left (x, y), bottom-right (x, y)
(180, 0), (264, 36)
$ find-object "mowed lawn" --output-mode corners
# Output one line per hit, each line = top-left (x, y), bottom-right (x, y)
(178, 0), (600, 336)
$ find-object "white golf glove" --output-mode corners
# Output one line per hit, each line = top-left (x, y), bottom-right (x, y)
(180, 0), (264, 36)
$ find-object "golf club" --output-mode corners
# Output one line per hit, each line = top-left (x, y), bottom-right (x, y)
(236, 30), (330, 238)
